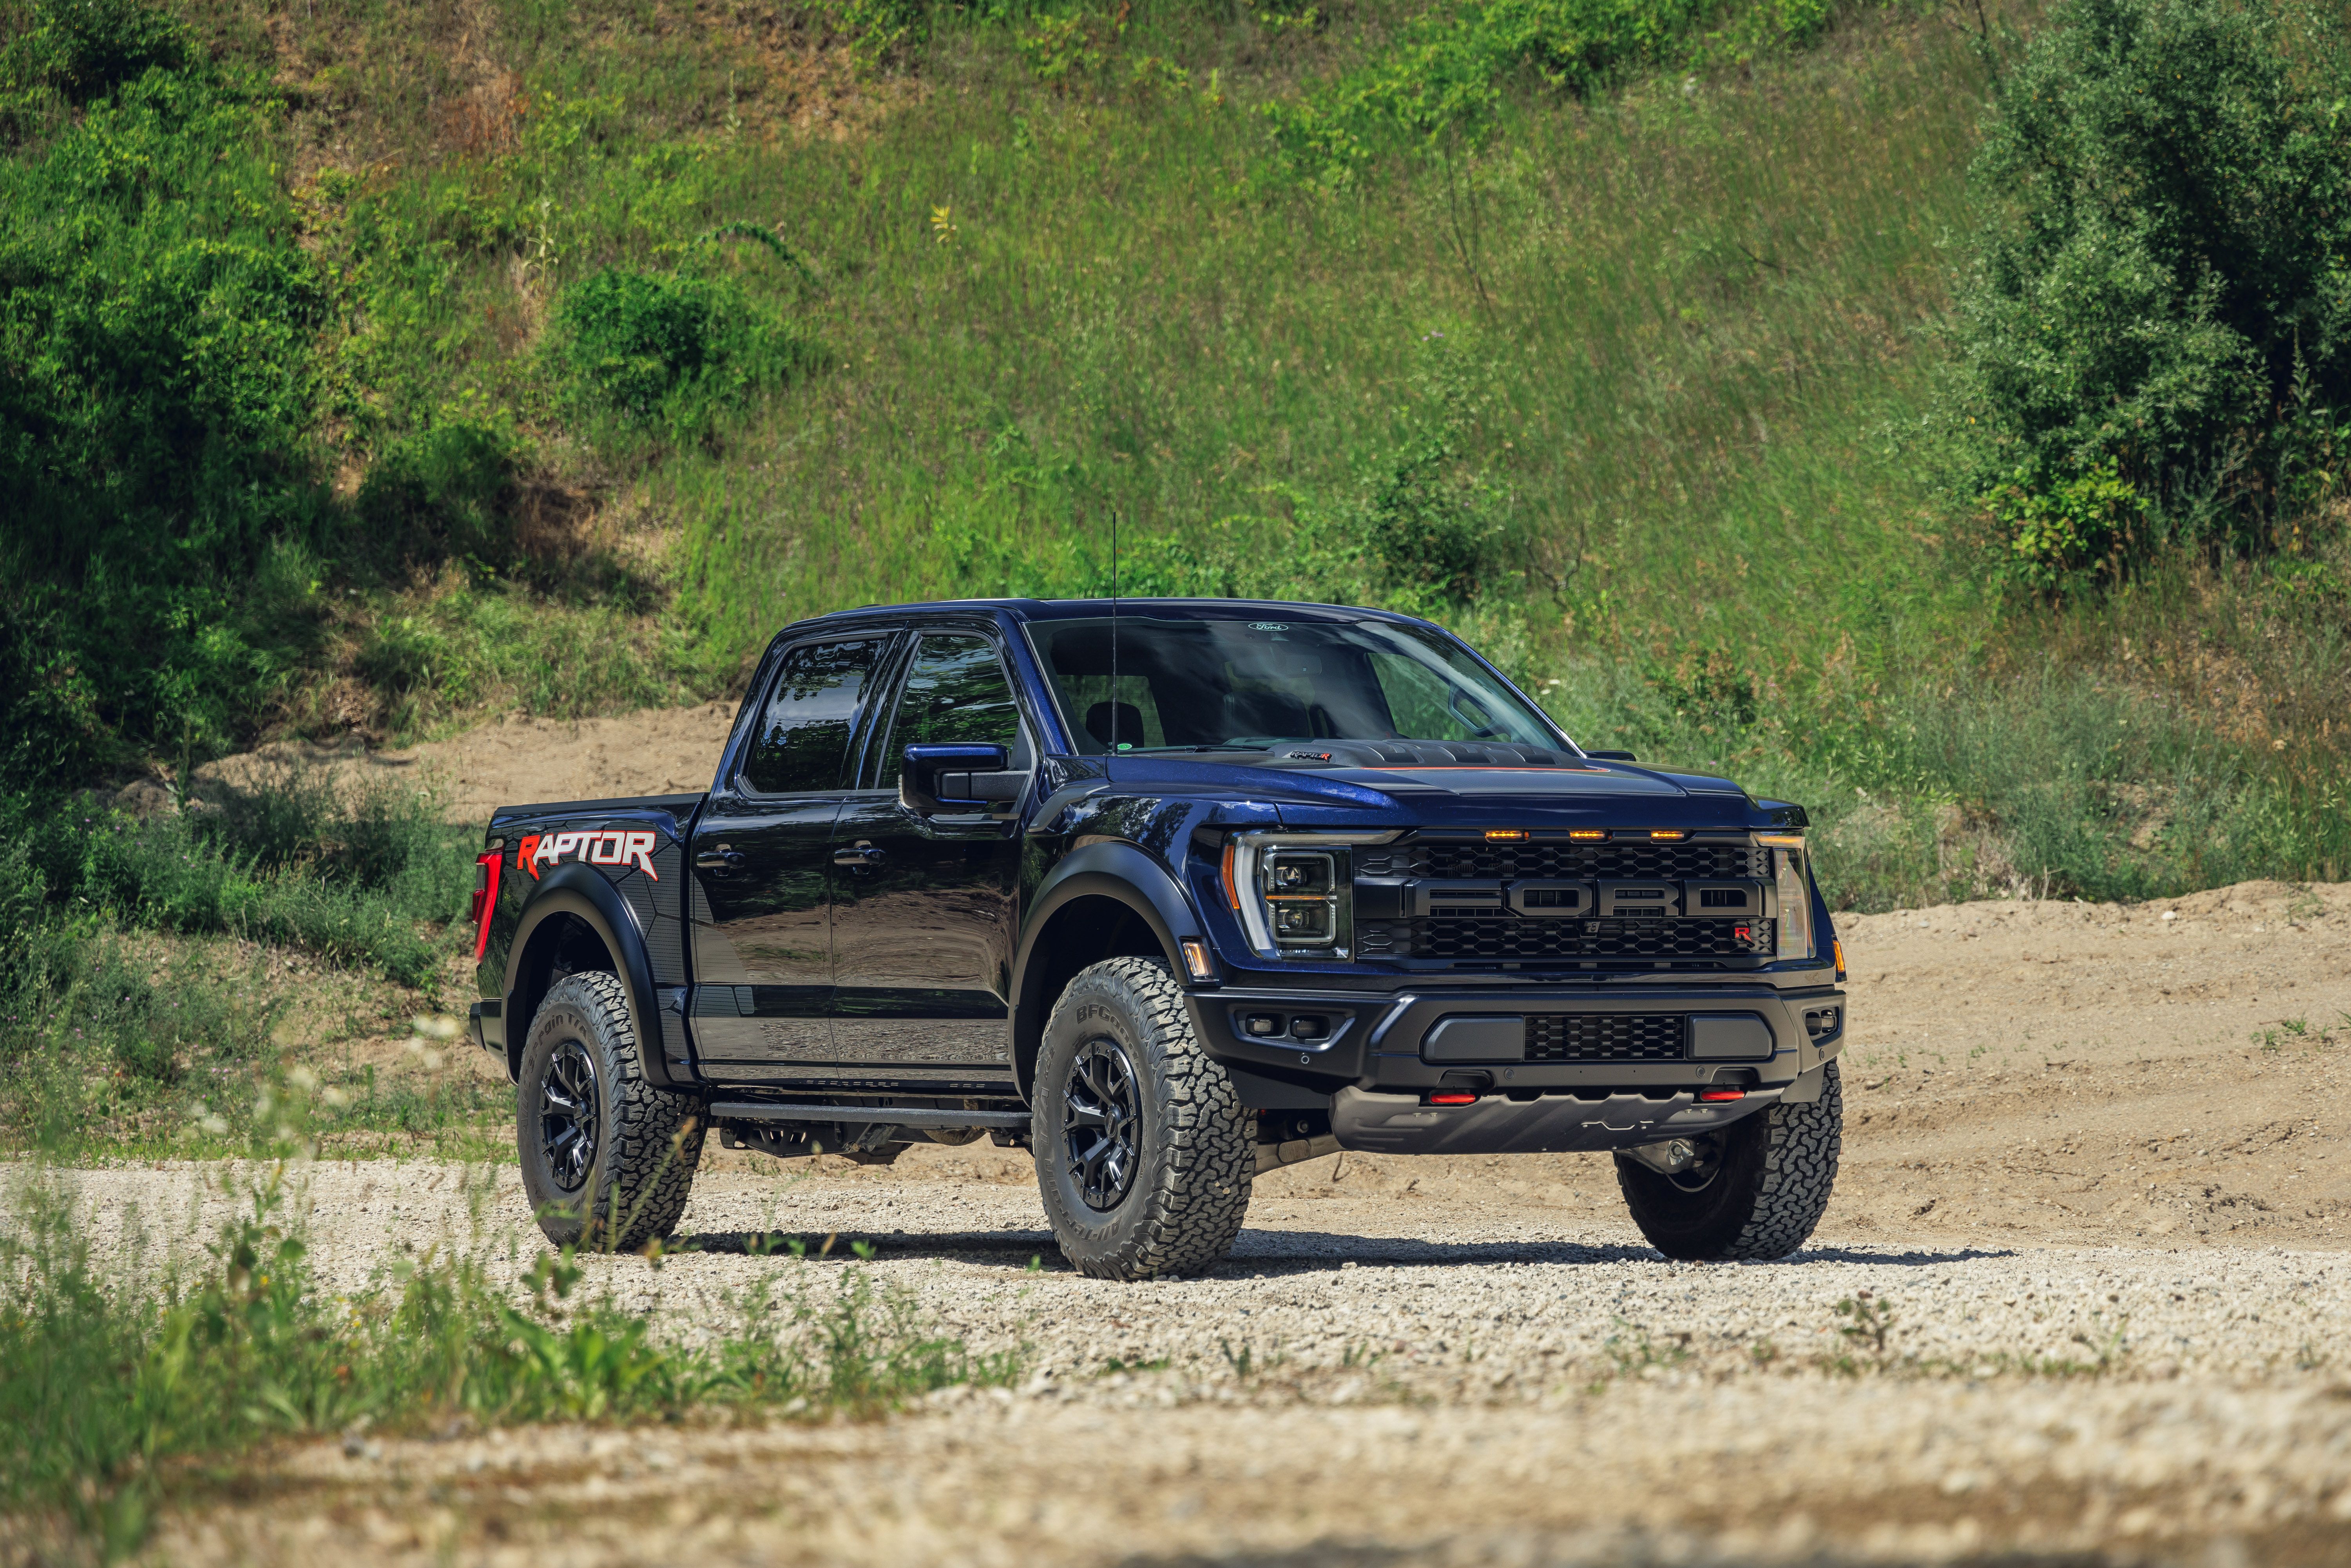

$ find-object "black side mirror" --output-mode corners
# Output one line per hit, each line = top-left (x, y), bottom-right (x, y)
(902, 742), (1017, 814)
(1584, 750), (1639, 762)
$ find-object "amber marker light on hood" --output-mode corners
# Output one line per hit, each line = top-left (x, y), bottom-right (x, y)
(1569, 829), (1608, 842)
(1484, 829), (1529, 842)
(1648, 829), (1687, 842)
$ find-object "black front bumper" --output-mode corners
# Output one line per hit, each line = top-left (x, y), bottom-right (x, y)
(1185, 979), (1844, 1151)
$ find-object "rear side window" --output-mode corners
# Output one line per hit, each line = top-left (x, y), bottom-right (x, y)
(742, 639), (881, 794)
(877, 634), (1029, 787)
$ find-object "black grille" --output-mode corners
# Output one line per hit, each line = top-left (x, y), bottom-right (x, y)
(1367, 841), (1761, 882)
(1525, 1014), (1687, 1062)
(1400, 916), (1773, 962)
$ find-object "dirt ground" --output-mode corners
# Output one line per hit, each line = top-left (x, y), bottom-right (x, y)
(43, 705), (2351, 1566)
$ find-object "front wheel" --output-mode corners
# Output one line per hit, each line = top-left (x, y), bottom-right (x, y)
(1033, 958), (1254, 1280)
(516, 972), (705, 1251)
(1614, 1062), (1843, 1261)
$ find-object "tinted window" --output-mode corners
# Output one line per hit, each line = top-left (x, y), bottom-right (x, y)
(878, 634), (1027, 787)
(742, 639), (881, 793)
(1027, 616), (1557, 754)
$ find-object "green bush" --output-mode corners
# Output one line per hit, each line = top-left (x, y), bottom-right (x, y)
(0, 47), (333, 789)
(554, 267), (821, 438)
(356, 416), (523, 569)
(0, 0), (187, 104)
(1949, 0), (2351, 570)
(1265, 0), (1836, 180)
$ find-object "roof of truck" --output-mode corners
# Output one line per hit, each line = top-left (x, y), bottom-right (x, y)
(798, 597), (1428, 626)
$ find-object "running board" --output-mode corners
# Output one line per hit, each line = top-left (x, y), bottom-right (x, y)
(708, 1101), (1031, 1130)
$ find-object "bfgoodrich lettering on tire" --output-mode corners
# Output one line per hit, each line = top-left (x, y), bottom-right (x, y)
(1614, 1061), (1843, 1261)
(517, 972), (705, 1251)
(1034, 957), (1254, 1281)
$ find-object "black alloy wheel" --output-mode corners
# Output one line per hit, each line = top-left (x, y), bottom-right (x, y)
(538, 1038), (600, 1192)
(515, 972), (706, 1251)
(1063, 1038), (1141, 1211)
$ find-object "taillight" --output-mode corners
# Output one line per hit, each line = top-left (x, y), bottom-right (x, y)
(471, 851), (503, 963)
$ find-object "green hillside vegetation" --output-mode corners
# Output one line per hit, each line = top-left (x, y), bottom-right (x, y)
(2, 0), (2348, 1099)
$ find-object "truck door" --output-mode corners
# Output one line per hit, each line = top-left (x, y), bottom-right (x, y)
(828, 630), (1032, 1086)
(688, 634), (892, 1076)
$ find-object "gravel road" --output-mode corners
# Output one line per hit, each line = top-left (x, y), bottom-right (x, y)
(14, 871), (2351, 1566)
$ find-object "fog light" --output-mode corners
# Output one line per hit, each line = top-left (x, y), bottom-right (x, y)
(1290, 1016), (1328, 1041)
(1244, 1014), (1281, 1037)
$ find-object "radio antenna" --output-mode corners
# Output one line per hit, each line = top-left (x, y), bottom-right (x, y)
(1108, 510), (1119, 770)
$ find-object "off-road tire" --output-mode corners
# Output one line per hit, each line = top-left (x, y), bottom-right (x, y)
(1033, 957), (1253, 1280)
(517, 972), (705, 1251)
(1614, 1061), (1842, 1261)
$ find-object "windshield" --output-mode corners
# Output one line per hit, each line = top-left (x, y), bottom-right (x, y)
(1026, 614), (1564, 755)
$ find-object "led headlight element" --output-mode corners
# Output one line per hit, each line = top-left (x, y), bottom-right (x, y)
(1227, 831), (1396, 960)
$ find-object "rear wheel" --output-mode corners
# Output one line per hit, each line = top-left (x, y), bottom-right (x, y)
(516, 972), (705, 1251)
(1033, 958), (1254, 1280)
(1614, 1063), (1843, 1260)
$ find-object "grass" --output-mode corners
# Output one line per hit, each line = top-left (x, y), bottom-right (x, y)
(0, 1158), (1021, 1559)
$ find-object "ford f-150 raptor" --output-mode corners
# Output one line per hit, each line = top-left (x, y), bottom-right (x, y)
(468, 599), (1847, 1279)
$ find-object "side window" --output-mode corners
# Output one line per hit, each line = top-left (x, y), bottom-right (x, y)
(741, 639), (881, 794)
(879, 634), (1029, 787)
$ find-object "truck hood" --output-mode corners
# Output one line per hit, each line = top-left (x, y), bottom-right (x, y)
(1092, 747), (1771, 832)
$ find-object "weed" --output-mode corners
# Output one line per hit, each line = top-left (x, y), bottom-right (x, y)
(0, 1160), (1020, 1555)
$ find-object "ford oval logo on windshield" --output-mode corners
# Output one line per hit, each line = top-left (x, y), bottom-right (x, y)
(1248, 621), (1290, 631)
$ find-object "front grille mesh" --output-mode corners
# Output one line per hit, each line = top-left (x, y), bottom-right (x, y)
(1400, 916), (1773, 962)
(1525, 1014), (1686, 1062)
(1364, 842), (1762, 882)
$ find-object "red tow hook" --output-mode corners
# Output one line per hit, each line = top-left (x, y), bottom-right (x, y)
(1427, 1091), (1479, 1106)
(1697, 1088), (1746, 1103)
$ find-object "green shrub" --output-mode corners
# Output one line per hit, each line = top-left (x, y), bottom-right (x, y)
(356, 416), (523, 570)
(1264, 0), (1837, 181)
(0, 48), (333, 789)
(0, 0), (187, 103)
(1948, 0), (2351, 570)
(554, 267), (821, 438)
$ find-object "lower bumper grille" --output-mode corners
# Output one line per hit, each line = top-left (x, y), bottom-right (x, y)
(1525, 1014), (1686, 1062)
(1379, 916), (1776, 963)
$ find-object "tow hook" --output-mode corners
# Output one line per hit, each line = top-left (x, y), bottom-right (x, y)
(1623, 1137), (1700, 1175)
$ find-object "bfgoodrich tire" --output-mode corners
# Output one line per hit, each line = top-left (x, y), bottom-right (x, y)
(516, 972), (705, 1251)
(1614, 1061), (1843, 1261)
(1033, 958), (1254, 1281)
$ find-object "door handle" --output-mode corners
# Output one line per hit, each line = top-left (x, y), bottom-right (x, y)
(697, 846), (746, 875)
(833, 842), (885, 869)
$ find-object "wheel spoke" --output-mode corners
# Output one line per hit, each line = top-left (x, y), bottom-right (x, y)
(1062, 1037), (1141, 1214)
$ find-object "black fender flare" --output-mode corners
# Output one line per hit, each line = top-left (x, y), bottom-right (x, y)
(502, 863), (678, 1088)
(1009, 840), (1205, 1097)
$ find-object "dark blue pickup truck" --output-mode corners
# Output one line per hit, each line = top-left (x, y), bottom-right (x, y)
(468, 598), (1847, 1278)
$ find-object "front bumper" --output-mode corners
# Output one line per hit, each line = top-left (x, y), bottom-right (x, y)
(1187, 981), (1843, 1087)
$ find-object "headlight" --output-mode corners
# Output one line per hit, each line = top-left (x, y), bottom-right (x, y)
(1225, 831), (1396, 960)
(1763, 838), (1816, 961)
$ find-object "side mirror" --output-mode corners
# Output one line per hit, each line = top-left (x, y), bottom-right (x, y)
(901, 742), (1016, 814)
(1584, 750), (1639, 762)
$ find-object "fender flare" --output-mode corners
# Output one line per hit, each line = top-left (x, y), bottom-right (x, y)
(502, 863), (678, 1088)
(1009, 840), (1205, 1096)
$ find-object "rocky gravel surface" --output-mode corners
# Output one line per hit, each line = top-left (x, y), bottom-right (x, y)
(12, 874), (2351, 1565)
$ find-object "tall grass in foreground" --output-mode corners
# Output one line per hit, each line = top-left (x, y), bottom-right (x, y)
(0, 1161), (1017, 1560)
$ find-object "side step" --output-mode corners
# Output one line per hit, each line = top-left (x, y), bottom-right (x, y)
(708, 1100), (1031, 1130)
